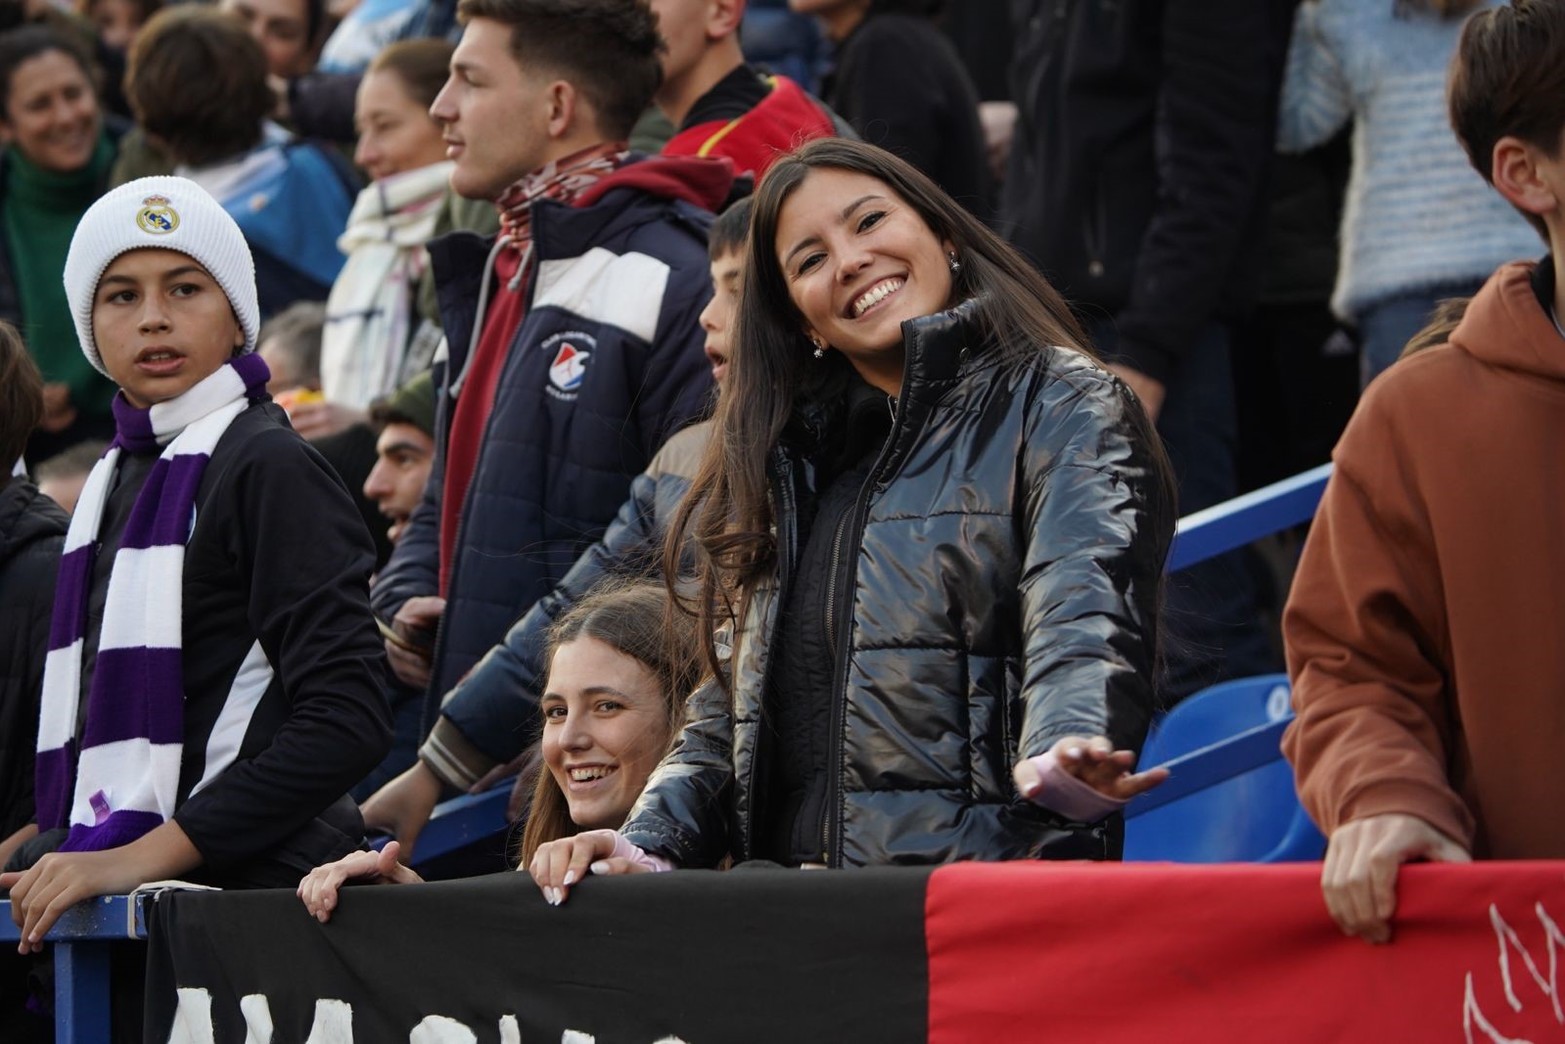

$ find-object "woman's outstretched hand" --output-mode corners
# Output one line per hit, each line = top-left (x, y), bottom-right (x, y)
(526, 830), (650, 906)
(297, 841), (423, 923)
(1014, 735), (1169, 807)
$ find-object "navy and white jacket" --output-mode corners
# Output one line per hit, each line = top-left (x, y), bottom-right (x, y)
(371, 154), (732, 711)
(418, 421), (710, 790)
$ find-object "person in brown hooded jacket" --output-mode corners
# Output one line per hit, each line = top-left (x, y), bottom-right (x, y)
(1283, 0), (1565, 946)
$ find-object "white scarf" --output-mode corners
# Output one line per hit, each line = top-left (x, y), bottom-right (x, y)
(36, 355), (269, 851)
(320, 162), (454, 409)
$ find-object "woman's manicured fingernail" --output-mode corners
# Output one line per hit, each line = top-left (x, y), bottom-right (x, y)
(589, 861), (610, 875)
(562, 871), (577, 887)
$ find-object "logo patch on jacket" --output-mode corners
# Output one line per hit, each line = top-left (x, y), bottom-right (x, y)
(543, 331), (596, 401)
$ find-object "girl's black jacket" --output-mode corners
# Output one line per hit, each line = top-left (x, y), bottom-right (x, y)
(621, 299), (1174, 868)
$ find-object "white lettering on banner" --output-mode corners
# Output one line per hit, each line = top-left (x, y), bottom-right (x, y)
(240, 994), (274, 1043)
(1463, 901), (1565, 1043)
(1464, 974), (1530, 1044)
(168, 988), (216, 1044)
(303, 999), (354, 1044)
(163, 990), (691, 1043)
(410, 1016), (477, 1043)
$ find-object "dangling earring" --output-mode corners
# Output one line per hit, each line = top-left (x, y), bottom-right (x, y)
(948, 251), (962, 274)
(810, 336), (826, 360)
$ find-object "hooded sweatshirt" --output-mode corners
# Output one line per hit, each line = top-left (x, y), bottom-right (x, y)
(1283, 258), (1565, 859)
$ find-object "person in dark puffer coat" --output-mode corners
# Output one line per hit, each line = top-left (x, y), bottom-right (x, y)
(0, 327), (69, 870)
(529, 140), (1176, 899)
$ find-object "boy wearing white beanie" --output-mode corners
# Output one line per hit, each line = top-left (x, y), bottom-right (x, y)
(0, 177), (391, 953)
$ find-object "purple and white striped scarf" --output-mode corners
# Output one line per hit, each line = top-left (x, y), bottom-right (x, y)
(35, 353), (270, 852)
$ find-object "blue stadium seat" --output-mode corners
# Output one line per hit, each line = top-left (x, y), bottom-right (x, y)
(1124, 673), (1326, 863)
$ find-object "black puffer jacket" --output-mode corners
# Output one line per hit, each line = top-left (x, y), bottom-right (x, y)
(0, 479), (68, 839)
(620, 300), (1174, 868)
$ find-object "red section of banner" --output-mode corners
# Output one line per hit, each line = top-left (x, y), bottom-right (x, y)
(926, 860), (1565, 1043)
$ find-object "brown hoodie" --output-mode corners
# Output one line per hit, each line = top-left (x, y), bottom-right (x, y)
(1283, 259), (1565, 860)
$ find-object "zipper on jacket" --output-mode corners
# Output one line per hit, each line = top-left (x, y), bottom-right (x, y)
(425, 240), (538, 726)
(819, 381), (913, 866)
(742, 451), (798, 862)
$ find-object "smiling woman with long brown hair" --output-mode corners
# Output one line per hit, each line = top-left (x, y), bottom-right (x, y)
(530, 138), (1178, 900)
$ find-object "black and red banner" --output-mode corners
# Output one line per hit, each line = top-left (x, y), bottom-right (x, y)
(146, 861), (1565, 1041)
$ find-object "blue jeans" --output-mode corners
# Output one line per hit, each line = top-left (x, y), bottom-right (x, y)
(1357, 282), (1481, 387)
(1091, 319), (1280, 703)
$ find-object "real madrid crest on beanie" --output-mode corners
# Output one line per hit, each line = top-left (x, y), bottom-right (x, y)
(62, 176), (261, 377)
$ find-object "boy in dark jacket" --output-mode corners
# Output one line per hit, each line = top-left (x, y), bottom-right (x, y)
(0, 329), (69, 872)
(1, 176), (390, 952)
(371, 0), (729, 736)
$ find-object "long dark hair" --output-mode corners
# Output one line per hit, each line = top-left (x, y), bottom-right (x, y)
(665, 137), (1100, 687)
(516, 581), (701, 866)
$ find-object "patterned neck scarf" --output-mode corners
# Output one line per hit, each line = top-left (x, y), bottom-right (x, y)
(35, 353), (270, 852)
(491, 141), (630, 256)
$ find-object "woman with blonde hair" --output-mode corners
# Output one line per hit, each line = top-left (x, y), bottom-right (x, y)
(302, 38), (456, 437)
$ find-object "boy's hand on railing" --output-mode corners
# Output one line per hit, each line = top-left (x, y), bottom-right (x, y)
(0, 821), (200, 953)
(1321, 814), (1470, 945)
(1, 853), (135, 954)
(527, 830), (651, 907)
(297, 841), (423, 924)
(360, 762), (443, 854)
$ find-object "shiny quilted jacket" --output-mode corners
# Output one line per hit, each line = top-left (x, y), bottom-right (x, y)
(621, 299), (1174, 867)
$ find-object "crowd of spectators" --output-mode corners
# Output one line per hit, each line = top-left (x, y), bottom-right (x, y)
(0, 0), (1562, 1034)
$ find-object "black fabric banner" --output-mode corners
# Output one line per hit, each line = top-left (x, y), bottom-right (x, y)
(144, 867), (931, 1042)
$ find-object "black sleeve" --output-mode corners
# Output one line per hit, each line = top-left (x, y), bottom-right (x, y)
(619, 676), (737, 868)
(1110, 0), (1291, 382)
(174, 426), (392, 868)
(0, 539), (60, 837)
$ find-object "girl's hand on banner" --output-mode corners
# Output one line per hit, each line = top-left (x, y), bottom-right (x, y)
(1016, 735), (1168, 802)
(527, 830), (649, 906)
(297, 841), (423, 924)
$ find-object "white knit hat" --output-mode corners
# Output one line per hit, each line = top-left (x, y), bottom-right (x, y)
(63, 176), (260, 376)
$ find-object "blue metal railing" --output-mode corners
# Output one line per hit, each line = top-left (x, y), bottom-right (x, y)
(1167, 463), (1331, 572)
(0, 893), (149, 1042)
(1, 462), (1335, 1042)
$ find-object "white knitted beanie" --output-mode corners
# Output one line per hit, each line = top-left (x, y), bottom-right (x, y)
(63, 176), (260, 376)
